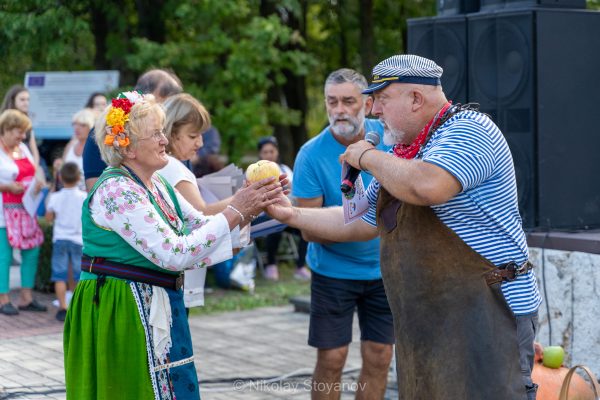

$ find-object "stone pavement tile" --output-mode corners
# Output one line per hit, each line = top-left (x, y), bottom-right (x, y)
(0, 304), (396, 399)
(0, 331), (65, 399)
(193, 306), (367, 400)
(0, 290), (63, 340)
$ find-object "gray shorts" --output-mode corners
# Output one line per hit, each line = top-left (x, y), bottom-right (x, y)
(516, 312), (539, 400)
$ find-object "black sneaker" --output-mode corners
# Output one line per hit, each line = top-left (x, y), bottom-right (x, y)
(0, 302), (19, 316)
(18, 299), (47, 312)
(55, 309), (67, 322)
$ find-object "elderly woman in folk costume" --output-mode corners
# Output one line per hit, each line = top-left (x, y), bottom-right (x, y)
(63, 92), (283, 399)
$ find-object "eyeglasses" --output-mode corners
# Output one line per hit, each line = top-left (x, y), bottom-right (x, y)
(139, 129), (167, 142)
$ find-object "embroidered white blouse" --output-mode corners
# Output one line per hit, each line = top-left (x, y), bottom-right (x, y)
(89, 173), (233, 271)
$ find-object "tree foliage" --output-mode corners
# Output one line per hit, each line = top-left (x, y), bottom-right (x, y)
(126, 0), (317, 161)
(0, 1), (95, 89)
(1, 0), (438, 163)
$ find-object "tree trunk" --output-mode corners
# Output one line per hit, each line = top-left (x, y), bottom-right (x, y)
(400, 1), (408, 53)
(89, 1), (109, 70)
(135, 0), (167, 43)
(260, 0), (309, 166)
(337, 0), (349, 67)
(360, 0), (375, 75)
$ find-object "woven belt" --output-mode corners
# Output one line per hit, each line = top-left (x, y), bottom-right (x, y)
(484, 261), (534, 286)
(82, 255), (183, 291)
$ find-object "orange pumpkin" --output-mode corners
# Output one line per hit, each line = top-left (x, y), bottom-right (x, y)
(532, 363), (595, 400)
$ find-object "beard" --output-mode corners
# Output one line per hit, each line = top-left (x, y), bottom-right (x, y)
(383, 125), (407, 146)
(328, 110), (365, 139)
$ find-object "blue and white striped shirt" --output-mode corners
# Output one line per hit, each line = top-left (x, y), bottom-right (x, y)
(362, 110), (541, 316)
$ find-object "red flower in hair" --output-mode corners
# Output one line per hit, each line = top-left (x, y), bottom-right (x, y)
(111, 98), (133, 114)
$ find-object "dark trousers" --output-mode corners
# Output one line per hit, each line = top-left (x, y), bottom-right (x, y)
(516, 312), (539, 400)
(264, 228), (307, 268)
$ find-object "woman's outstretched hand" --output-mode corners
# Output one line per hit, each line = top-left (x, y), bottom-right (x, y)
(228, 176), (283, 223)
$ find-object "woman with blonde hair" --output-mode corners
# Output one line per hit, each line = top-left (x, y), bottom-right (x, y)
(64, 91), (282, 399)
(0, 110), (46, 315)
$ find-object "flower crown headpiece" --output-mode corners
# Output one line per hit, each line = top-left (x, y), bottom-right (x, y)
(104, 91), (145, 149)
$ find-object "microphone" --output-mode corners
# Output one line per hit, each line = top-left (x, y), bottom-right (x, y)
(341, 131), (380, 195)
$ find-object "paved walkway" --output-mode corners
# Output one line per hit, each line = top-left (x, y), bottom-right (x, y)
(1, 267), (397, 399)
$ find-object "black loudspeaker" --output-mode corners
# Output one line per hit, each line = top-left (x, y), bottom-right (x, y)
(407, 16), (468, 104)
(437, 0), (480, 15)
(480, 0), (585, 11)
(468, 9), (600, 229)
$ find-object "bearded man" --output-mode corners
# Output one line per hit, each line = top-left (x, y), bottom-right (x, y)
(271, 56), (540, 400)
(292, 68), (394, 400)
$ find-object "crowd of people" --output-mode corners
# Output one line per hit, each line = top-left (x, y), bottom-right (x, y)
(0, 54), (542, 400)
(0, 72), (299, 320)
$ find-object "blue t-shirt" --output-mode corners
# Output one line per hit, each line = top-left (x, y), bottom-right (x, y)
(292, 119), (388, 280)
(362, 110), (541, 315)
(82, 128), (107, 180)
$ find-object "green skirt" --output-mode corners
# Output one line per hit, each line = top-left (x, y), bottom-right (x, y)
(64, 277), (200, 399)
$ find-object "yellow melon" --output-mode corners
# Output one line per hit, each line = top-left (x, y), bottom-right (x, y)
(245, 160), (281, 183)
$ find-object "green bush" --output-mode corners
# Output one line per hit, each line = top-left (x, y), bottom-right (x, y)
(35, 218), (53, 293)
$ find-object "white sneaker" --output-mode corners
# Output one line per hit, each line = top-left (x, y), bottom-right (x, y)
(52, 291), (74, 308)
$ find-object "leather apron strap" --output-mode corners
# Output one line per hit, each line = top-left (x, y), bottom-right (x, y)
(377, 188), (526, 400)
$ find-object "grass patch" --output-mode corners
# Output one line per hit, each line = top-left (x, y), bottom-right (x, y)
(190, 262), (310, 316)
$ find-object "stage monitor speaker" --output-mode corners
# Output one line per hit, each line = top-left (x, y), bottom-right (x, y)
(407, 16), (468, 104)
(437, 0), (479, 15)
(468, 9), (600, 229)
(480, 0), (585, 12)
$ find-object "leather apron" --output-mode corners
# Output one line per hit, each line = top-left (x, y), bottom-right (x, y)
(377, 188), (526, 400)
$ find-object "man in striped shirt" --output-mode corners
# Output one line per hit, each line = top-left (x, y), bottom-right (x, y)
(269, 55), (540, 400)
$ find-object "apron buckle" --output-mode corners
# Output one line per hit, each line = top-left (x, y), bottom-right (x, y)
(484, 261), (533, 286)
(515, 261), (533, 275)
(504, 262), (518, 281)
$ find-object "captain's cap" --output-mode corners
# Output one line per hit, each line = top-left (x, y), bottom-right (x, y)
(362, 55), (443, 94)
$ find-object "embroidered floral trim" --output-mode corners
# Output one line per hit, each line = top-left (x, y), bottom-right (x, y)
(95, 175), (217, 271)
(130, 282), (164, 400)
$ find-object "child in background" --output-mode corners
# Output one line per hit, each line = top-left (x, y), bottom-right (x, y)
(45, 162), (86, 321)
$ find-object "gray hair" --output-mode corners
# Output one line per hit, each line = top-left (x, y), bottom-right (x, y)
(95, 95), (165, 167)
(324, 68), (368, 94)
(135, 69), (183, 100)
